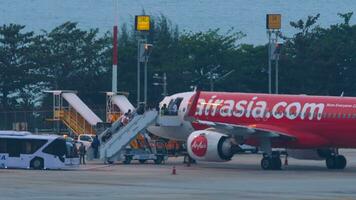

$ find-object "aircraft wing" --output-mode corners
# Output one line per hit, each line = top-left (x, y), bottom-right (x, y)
(195, 119), (296, 141)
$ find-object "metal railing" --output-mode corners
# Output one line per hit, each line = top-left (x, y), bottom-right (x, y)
(0, 109), (105, 134)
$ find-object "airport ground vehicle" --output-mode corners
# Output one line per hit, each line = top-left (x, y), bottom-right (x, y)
(0, 131), (76, 169)
(77, 134), (94, 150)
(122, 140), (168, 164)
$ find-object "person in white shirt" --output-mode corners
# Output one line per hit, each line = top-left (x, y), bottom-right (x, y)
(172, 103), (178, 115)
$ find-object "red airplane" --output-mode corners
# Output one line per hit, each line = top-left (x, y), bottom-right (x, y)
(148, 91), (356, 170)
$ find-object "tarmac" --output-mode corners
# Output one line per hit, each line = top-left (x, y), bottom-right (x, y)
(1, 150), (356, 200)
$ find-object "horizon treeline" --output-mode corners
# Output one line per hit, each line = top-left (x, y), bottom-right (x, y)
(1, 12), (356, 111)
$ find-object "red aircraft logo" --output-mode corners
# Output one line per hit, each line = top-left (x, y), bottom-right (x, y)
(191, 135), (207, 157)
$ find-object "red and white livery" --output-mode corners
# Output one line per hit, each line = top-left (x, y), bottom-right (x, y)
(148, 91), (356, 170)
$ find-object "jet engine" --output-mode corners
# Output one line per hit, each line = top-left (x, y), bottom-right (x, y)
(287, 149), (333, 160)
(187, 130), (235, 162)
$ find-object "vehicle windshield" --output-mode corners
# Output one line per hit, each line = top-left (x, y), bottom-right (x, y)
(42, 138), (66, 162)
(80, 135), (93, 142)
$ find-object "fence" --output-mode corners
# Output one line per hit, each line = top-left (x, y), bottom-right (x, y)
(0, 109), (106, 134)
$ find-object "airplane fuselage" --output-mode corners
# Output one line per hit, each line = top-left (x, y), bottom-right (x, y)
(193, 92), (356, 148)
(151, 91), (356, 149)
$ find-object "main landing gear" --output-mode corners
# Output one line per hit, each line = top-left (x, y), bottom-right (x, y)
(326, 154), (347, 170)
(259, 138), (282, 170)
(261, 152), (282, 170)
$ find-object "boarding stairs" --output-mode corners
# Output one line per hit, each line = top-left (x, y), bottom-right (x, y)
(59, 108), (96, 135)
(47, 91), (103, 136)
(99, 110), (158, 162)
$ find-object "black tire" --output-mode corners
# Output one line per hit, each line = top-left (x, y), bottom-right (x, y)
(335, 155), (347, 169)
(139, 160), (146, 164)
(30, 157), (44, 170)
(272, 157), (282, 170)
(261, 157), (271, 170)
(123, 156), (131, 164)
(107, 160), (114, 164)
(326, 157), (337, 169)
(261, 157), (281, 170)
(251, 148), (259, 154)
(154, 156), (163, 164)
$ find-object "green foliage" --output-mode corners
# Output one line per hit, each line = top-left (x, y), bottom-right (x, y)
(0, 24), (38, 110)
(1, 13), (356, 112)
(281, 13), (356, 96)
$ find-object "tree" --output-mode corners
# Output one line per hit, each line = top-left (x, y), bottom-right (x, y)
(0, 24), (38, 110)
(176, 29), (245, 92)
(35, 22), (111, 108)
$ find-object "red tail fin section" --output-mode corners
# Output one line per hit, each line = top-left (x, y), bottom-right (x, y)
(184, 91), (201, 121)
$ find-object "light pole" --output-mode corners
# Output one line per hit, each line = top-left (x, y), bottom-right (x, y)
(274, 42), (282, 94)
(143, 43), (153, 106)
(266, 14), (281, 94)
(135, 15), (151, 107)
(267, 31), (272, 94)
(137, 38), (146, 106)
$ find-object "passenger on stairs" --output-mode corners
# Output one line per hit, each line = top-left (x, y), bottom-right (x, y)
(120, 113), (129, 126)
(126, 109), (133, 120)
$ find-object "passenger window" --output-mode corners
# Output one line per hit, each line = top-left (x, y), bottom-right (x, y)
(80, 135), (92, 142)
(21, 139), (47, 154)
(0, 139), (7, 153)
(7, 139), (21, 157)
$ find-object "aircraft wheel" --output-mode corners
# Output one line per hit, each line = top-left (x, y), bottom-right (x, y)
(154, 156), (163, 164)
(335, 155), (347, 169)
(326, 157), (337, 169)
(261, 157), (272, 170)
(272, 157), (282, 170)
(123, 156), (132, 164)
(261, 157), (281, 170)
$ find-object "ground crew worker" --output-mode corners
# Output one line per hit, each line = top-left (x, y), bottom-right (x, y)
(79, 143), (86, 165)
(91, 135), (100, 159)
